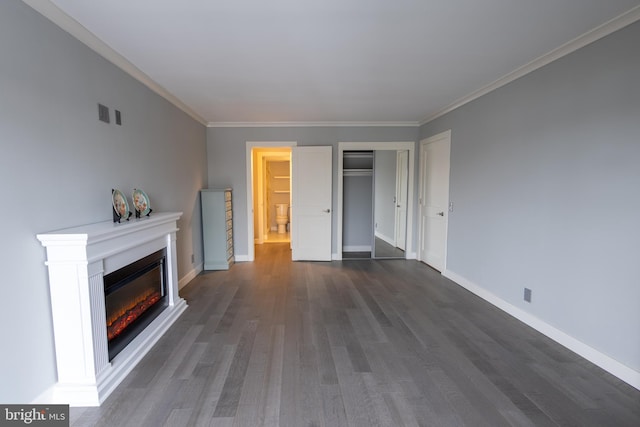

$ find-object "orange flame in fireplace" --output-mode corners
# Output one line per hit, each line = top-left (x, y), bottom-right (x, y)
(106, 289), (162, 341)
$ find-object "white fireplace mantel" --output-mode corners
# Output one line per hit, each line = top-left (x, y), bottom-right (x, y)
(37, 212), (188, 406)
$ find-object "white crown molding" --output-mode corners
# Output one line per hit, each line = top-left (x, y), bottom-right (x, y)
(208, 121), (420, 128)
(22, 1), (640, 129)
(420, 5), (640, 126)
(21, 0), (207, 126)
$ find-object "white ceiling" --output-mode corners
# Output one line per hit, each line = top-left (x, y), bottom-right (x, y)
(33, 0), (640, 125)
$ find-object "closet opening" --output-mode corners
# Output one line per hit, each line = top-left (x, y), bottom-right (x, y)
(337, 142), (415, 260)
(342, 151), (374, 259)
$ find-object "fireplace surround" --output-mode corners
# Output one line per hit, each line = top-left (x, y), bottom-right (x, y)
(37, 212), (187, 406)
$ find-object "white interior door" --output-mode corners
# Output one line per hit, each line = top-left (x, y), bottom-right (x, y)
(292, 146), (332, 261)
(419, 131), (451, 271)
(395, 150), (409, 250)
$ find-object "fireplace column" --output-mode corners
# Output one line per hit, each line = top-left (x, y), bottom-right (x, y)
(41, 237), (111, 389)
(37, 212), (187, 406)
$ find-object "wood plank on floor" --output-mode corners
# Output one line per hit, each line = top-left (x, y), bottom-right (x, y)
(71, 242), (640, 427)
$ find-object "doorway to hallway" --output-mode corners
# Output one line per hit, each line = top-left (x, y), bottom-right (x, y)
(248, 144), (293, 261)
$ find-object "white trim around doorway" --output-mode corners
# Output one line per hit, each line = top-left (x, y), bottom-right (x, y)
(245, 141), (297, 262)
(337, 141), (416, 261)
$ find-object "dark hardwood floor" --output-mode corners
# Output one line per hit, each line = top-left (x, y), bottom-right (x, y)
(342, 238), (404, 259)
(373, 237), (405, 258)
(71, 243), (640, 426)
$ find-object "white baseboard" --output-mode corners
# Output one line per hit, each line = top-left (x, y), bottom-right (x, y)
(443, 269), (640, 391)
(374, 231), (394, 246)
(32, 299), (188, 406)
(332, 253), (341, 260)
(179, 262), (203, 289)
(406, 251), (417, 260)
(343, 245), (372, 252)
(235, 254), (250, 262)
(31, 385), (55, 405)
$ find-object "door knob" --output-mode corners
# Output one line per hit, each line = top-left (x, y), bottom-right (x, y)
(324, 209), (331, 213)
(437, 212), (444, 216)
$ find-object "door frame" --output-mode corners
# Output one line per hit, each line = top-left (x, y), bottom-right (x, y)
(395, 149), (409, 250)
(418, 130), (451, 270)
(246, 141), (297, 262)
(337, 141), (415, 260)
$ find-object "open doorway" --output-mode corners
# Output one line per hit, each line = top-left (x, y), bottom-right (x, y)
(340, 149), (411, 259)
(337, 141), (415, 260)
(253, 149), (292, 245)
(373, 149), (409, 258)
(245, 142), (296, 261)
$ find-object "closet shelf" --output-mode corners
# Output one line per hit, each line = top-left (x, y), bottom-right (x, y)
(343, 152), (373, 159)
(343, 169), (373, 177)
(273, 176), (290, 179)
(343, 151), (374, 170)
(274, 190), (290, 193)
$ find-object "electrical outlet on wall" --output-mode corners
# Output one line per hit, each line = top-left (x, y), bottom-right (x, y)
(524, 288), (532, 303)
(191, 254), (195, 264)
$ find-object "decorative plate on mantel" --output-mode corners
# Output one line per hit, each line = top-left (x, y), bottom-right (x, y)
(132, 188), (151, 216)
(112, 189), (130, 221)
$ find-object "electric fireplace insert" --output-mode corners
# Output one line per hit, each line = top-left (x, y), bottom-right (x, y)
(103, 248), (168, 360)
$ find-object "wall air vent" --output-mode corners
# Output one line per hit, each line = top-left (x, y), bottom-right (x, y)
(98, 103), (110, 123)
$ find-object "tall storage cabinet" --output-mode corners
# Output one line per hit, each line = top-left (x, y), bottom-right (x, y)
(201, 189), (234, 270)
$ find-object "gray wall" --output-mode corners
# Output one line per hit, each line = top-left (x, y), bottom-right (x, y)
(207, 126), (418, 255)
(420, 22), (640, 372)
(343, 175), (373, 249)
(0, 1), (207, 403)
(374, 150), (397, 242)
